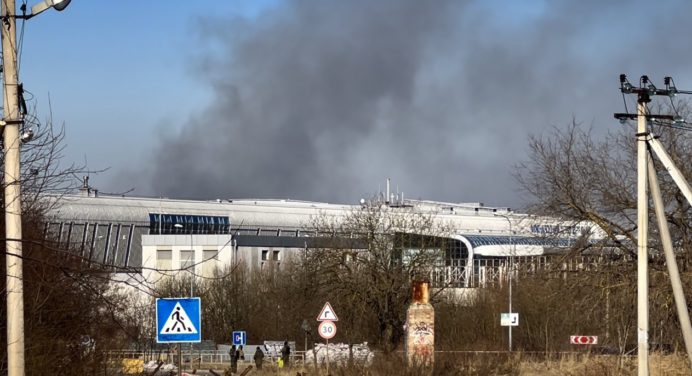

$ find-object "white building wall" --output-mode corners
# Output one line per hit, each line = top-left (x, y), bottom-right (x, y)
(140, 235), (305, 292)
(141, 234), (234, 289)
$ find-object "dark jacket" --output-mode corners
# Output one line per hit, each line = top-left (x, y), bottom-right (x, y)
(253, 348), (264, 363)
(281, 342), (291, 361)
(229, 345), (237, 365)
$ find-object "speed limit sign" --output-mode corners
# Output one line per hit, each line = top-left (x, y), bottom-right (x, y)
(318, 320), (337, 339)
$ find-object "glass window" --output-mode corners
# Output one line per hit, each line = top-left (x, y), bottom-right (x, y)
(203, 250), (218, 261)
(149, 213), (230, 235)
(202, 250), (218, 277)
(180, 250), (194, 271)
(272, 250), (281, 261)
(261, 250), (269, 261)
(156, 250), (172, 270)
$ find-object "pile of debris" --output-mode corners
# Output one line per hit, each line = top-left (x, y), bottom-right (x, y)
(142, 360), (177, 375)
(304, 342), (374, 367)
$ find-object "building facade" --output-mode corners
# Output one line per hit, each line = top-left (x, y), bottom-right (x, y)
(45, 189), (592, 291)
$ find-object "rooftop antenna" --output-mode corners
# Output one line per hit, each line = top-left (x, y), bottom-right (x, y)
(386, 178), (390, 205)
(80, 175), (91, 196)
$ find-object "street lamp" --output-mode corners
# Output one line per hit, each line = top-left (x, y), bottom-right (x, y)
(3, 1), (72, 375)
(494, 213), (515, 352)
(173, 222), (195, 373)
(173, 223), (194, 297)
(18, 0), (71, 18)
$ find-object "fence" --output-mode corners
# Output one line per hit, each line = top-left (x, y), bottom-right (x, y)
(430, 255), (631, 288)
(104, 349), (305, 368)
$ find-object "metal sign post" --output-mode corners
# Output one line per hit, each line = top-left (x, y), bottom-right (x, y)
(319, 320), (336, 374)
(156, 298), (201, 376)
(156, 298), (202, 344)
(317, 301), (338, 374)
(301, 319), (310, 353)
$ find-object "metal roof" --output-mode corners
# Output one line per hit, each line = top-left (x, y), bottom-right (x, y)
(463, 235), (572, 248)
(46, 194), (353, 228)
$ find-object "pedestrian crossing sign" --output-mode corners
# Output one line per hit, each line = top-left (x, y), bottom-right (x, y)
(156, 298), (202, 343)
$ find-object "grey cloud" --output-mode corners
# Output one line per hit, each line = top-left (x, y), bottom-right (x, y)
(121, 0), (692, 207)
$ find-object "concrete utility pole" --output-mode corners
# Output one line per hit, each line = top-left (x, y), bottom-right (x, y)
(2, 2), (70, 374)
(617, 74), (692, 375)
(635, 94), (650, 376)
(647, 155), (692, 367)
(2, 1), (26, 375)
(637, 97), (650, 376)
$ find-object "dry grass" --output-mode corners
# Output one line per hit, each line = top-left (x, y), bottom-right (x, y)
(255, 352), (690, 376)
(519, 353), (690, 376)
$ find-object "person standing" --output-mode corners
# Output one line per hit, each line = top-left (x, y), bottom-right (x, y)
(253, 346), (265, 370)
(229, 344), (237, 373)
(281, 341), (291, 368)
(237, 345), (245, 363)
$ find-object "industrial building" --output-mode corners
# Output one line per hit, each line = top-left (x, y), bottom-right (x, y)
(44, 184), (589, 291)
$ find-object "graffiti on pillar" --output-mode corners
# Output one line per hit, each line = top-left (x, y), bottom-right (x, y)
(411, 321), (434, 359)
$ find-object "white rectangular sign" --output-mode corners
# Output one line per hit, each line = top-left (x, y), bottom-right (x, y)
(500, 313), (519, 327)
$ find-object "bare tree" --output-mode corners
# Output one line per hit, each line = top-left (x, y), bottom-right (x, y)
(515, 118), (691, 261)
(513, 115), (692, 353)
(0, 111), (131, 373)
(306, 203), (450, 351)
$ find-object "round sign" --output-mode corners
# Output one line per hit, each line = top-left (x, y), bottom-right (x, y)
(318, 320), (337, 340)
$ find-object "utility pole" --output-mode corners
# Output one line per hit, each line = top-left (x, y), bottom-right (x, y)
(2, 1), (26, 375)
(1, 2), (70, 374)
(635, 88), (650, 376)
(615, 74), (692, 375)
(647, 154), (692, 366)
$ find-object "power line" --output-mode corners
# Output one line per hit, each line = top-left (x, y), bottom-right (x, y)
(615, 74), (692, 133)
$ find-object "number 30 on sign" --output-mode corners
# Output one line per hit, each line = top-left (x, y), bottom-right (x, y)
(318, 320), (337, 340)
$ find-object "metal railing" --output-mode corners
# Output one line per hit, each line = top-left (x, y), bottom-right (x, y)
(429, 255), (629, 289)
(104, 349), (306, 367)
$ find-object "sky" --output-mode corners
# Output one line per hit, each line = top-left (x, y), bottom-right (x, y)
(12, 0), (692, 208)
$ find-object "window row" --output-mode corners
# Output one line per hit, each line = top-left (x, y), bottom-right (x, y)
(149, 213), (230, 235)
(155, 249), (219, 277)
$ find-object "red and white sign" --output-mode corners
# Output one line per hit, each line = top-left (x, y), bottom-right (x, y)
(317, 302), (339, 322)
(318, 320), (337, 339)
(570, 335), (598, 345)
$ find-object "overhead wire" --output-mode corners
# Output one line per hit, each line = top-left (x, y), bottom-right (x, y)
(2, 231), (246, 299)
(618, 76), (692, 133)
(651, 120), (692, 133)
(0, 0), (42, 156)
(16, 0), (25, 74)
(49, 229), (241, 280)
(621, 87), (630, 115)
